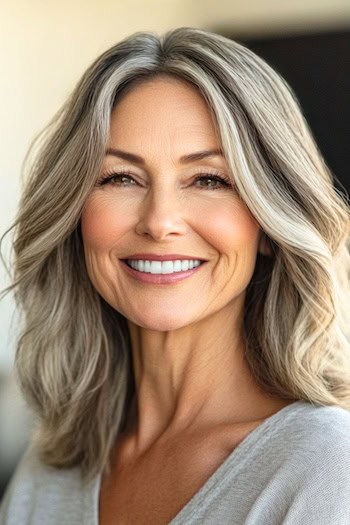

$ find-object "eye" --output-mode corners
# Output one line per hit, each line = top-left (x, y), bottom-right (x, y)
(96, 171), (136, 187)
(96, 170), (233, 190)
(193, 174), (232, 190)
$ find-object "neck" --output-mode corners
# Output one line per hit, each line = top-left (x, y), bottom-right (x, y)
(122, 304), (286, 453)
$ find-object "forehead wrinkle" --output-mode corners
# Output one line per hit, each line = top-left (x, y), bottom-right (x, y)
(108, 80), (225, 172)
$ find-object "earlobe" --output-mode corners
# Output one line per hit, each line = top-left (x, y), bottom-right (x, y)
(258, 231), (273, 257)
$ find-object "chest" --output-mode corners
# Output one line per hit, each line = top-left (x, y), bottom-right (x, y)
(98, 422), (262, 525)
(99, 459), (208, 525)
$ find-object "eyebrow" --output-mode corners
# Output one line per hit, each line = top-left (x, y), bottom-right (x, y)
(105, 148), (224, 164)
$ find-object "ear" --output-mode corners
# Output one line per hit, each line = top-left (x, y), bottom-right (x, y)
(258, 230), (273, 257)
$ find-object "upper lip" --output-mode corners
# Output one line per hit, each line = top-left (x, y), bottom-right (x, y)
(122, 254), (208, 261)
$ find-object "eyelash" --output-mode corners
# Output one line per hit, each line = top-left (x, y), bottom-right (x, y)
(96, 169), (233, 190)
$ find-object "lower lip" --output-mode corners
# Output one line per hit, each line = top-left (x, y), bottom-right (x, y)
(120, 260), (207, 284)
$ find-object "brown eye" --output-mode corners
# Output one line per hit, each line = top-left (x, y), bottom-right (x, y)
(97, 172), (137, 186)
(193, 174), (232, 190)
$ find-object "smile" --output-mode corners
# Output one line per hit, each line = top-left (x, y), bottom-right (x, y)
(125, 259), (203, 274)
(120, 259), (207, 285)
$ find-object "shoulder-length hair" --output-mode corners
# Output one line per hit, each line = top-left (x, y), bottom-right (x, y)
(1, 27), (350, 483)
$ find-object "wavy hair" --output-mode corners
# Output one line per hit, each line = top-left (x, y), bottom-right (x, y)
(1, 27), (350, 483)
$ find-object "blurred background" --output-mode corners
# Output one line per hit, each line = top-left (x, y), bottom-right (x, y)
(1, 0), (349, 500)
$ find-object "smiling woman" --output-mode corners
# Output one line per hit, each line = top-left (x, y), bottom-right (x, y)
(1, 27), (350, 525)
(80, 77), (266, 329)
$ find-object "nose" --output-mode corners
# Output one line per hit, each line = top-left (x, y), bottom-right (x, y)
(135, 187), (187, 241)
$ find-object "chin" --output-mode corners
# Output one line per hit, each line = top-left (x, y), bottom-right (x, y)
(127, 312), (194, 332)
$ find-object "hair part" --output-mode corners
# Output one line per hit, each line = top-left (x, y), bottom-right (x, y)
(1, 26), (350, 483)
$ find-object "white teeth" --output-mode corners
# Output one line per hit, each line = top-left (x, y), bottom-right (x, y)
(173, 260), (182, 272)
(126, 259), (203, 274)
(150, 261), (162, 274)
(181, 260), (189, 272)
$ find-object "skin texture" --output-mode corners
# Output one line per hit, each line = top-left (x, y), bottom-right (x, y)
(81, 77), (289, 457)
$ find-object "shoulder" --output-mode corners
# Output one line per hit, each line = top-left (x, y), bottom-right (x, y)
(278, 400), (350, 450)
(235, 402), (350, 524)
(273, 402), (350, 524)
(2, 441), (83, 491)
(265, 401), (350, 468)
(0, 443), (94, 525)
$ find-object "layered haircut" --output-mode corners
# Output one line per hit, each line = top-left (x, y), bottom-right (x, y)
(1, 27), (350, 483)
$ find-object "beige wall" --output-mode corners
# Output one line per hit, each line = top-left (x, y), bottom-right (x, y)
(1, 0), (350, 370)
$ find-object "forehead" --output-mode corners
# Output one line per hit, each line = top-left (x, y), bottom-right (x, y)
(109, 76), (221, 149)
(114, 74), (207, 111)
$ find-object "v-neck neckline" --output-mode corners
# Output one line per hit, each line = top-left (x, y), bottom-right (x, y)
(91, 400), (305, 524)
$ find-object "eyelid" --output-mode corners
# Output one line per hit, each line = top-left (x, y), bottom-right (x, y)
(97, 165), (233, 186)
(96, 166), (139, 186)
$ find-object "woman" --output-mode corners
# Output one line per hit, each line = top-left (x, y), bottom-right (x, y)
(1, 26), (350, 525)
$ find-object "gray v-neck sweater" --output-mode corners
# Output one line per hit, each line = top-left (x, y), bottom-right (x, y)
(1, 400), (350, 524)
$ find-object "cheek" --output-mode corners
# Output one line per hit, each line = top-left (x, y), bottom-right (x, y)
(80, 196), (131, 251)
(201, 200), (260, 253)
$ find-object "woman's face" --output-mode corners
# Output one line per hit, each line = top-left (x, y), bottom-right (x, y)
(81, 77), (263, 331)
